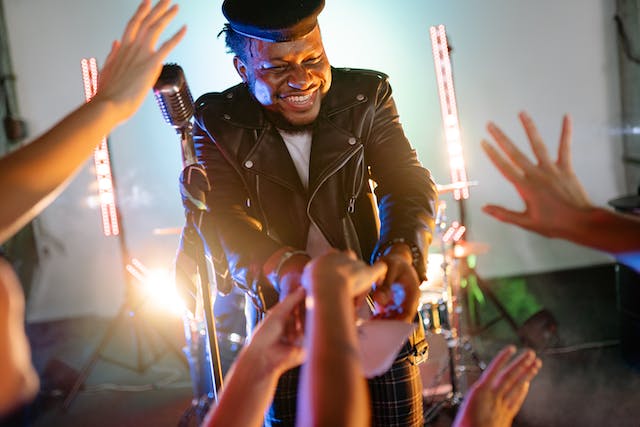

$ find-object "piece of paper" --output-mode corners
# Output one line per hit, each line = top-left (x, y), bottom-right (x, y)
(357, 319), (416, 378)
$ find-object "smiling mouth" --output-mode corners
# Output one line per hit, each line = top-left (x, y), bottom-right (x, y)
(281, 90), (317, 108)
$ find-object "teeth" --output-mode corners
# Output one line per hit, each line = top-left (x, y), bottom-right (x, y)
(286, 94), (312, 103)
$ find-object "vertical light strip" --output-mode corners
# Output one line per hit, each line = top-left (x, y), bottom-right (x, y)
(81, 58), (119, 236)
(430, 25), (469, 200)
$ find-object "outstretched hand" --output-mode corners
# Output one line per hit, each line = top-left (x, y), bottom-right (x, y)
(92, 0), (186, 124)
(301, 250), (388, 300)
(244, 287), (307, 376)
(453, 346), (542, 427)
(482, 112), (594, 239)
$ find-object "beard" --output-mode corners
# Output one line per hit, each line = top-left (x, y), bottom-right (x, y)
(263, 109), (316, 132)
(245, 81), (319, 132)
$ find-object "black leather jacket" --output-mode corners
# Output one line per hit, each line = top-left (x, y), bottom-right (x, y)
(193, 67), (438, 312)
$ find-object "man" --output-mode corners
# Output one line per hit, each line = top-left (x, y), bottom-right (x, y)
(192, 0), (437, 425)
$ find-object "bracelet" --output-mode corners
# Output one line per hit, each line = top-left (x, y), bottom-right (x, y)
(375, 238), (422, 271)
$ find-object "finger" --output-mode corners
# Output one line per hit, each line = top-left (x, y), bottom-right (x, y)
(557, 114), (573, 171)
(344, 249), (358, 260)
(101, 40), (121, 70)
(372, 266), (395, 306)
(482, 205), (530, 229)
(504, 358), (542, 410)
(493, 349), (536, 394)
(503, 357), (542, 403)
(486, 122), (535, 172)
(519, 111), (553, 168)
(285, 301), (304, 344)
(352, 261), (387, 297)
(144, 4), (181, 49)
(505, 382), (530, 414)
(283, 347), (307, 371)
(479, 345), (517, 385)
(120, 0), (152, 44)
(269, 287), (305, 320)
(481, 140), (524, 184)
(137, 0), (172, 40)
(98, 41), (122, 84)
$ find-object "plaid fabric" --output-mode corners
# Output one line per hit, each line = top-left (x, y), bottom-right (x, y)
(368, 343), (424, 427)
(264, 366), (300, 426)
(263, 344), (423, 427)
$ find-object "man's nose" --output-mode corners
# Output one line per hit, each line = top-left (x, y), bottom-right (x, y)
(287, 65), (311, 90)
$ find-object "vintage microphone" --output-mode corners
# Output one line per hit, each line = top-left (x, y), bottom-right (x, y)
(153, 64), (224, 412)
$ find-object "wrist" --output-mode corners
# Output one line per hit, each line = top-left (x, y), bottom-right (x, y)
(382, 242), (413, 264)
(85, 95), (125, 127)
(263, 248), (310, 293)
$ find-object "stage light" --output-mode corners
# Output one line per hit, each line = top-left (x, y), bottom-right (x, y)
(80, 57), (119, 236)
(126, 258), (186, 316)
(430, 25), (470, 200)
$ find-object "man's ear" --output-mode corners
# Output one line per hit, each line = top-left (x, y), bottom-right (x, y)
(233, 56), (248, 83)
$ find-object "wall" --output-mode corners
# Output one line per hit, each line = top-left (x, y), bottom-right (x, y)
(2, 0), (623, 320)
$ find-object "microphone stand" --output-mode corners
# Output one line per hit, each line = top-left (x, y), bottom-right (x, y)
(178, 123), (225, 405)
(153, 63), (224, 423)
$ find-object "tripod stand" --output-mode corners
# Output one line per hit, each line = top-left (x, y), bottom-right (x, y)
(62, 146), (187, 410)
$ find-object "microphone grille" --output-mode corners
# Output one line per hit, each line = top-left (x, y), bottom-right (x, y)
(153, 63), (194, 129)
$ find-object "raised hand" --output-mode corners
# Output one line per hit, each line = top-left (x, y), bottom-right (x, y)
(92, 0), (186, 124)
(453, 346), (542, 427)
(481, 112), (640, 254)
(481, 112), (593, 238)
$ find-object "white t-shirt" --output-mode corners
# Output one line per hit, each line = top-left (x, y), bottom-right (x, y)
(278, 129), (332, 257)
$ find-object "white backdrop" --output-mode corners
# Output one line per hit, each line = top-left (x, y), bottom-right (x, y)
(3, 0), (623, 321)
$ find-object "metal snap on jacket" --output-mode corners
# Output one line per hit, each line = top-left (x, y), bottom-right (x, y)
(356, 94), (365, 101)
(223, 114), (231, 120)
(244, 160), (254, 168)
(348, 137), (357, 145)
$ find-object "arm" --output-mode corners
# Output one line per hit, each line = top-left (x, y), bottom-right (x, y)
(0, 258), (39, 416)
(297, 250), (387, 427)
(192, 118), (309, 309)
(0, 0), (185, 245)
(453, 346), (542, 427)
(202, 288), (306, 427)
(482, 112), (640, 254)
(366, 77), (438, 321)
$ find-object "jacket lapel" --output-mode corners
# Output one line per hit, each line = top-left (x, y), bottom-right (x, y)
(308, 118), (361, 195)
(243, 125), (305, 194)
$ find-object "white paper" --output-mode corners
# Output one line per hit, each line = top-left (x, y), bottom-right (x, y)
(357, 319), (416, 378)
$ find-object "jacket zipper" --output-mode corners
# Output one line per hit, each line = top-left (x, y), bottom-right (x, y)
(307, 144), (364, 244)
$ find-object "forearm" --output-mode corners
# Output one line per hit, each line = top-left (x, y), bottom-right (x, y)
(367, 85), (437, 278)
(298, 287), (369, 427)
(0, 98), (121, 244)
(203, 346), (279, 427)
(562, 207), (640, 254)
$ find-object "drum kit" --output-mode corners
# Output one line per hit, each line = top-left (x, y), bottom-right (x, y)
(418, 199), (487, 422)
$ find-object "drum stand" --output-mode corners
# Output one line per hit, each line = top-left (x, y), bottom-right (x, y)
(422, 200), (544, 424)
(422, 199), (526, 423)
(421, 252), (486, 424)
